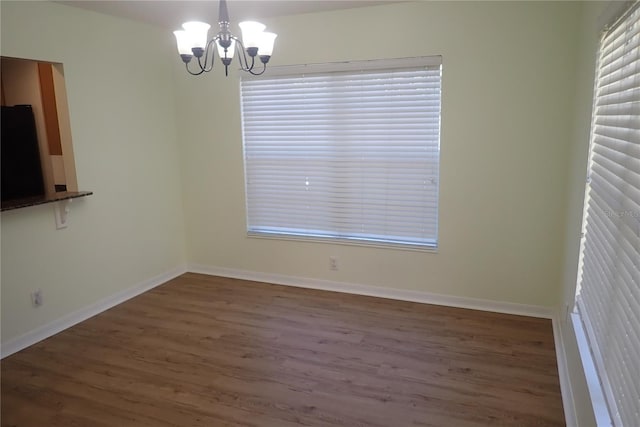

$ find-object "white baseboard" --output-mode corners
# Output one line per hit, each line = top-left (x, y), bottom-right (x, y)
(553, 313), (578, 427)
(188, 264), (554, 319)
(0, 265), (188, 359)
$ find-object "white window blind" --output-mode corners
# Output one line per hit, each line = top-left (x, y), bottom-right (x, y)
(240, 57), (442, 248)
(575, 3), (640, 426)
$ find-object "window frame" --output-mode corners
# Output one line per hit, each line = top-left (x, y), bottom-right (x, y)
(239, 56), (443, 251)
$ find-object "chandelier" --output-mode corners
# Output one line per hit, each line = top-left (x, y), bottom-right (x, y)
(173, 0), (277, 76)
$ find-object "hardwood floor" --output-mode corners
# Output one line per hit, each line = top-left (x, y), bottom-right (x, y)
(1, 273), (565, 426)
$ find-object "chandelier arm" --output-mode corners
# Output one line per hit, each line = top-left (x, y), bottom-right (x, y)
(196, 55), (210, 73)
(247, 62), (267, 76)
(196, 38), (218, 73)
(233, 37), (255, 72)
(235, 38), (249, 70)
(184, 64), (204, 76)
(185, 62), (206, 76)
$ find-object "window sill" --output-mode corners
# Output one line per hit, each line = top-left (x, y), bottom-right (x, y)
(247, 231), (439, 253)
(570, 312), (614, 426)
(1, 191), (93, 212)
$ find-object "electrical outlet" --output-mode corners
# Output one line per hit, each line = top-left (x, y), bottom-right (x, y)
(54, 200), (70, 229)
(329, 256), (338, 271)
(31, 289), (43, 307)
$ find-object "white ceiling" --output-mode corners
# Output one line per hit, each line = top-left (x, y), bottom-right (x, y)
(56, 1), (401, 30)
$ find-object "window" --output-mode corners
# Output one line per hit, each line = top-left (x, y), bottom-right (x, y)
(574, 3), (639, 426)
(240, 57), (442, 249)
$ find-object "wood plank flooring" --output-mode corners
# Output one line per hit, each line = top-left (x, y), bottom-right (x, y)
(1, 273), (565, 426)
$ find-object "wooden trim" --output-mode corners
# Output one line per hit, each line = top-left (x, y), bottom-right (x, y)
(51, 64), (78, 191)
(37, 62), (63, 156)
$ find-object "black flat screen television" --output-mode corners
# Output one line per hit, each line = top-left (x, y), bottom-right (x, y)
(1, 105), (46, 203)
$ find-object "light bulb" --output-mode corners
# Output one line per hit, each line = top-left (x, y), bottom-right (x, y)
(238, 21), (266, 48)
(173, 30), (193, 55)
(182, 21), (211, 49)
(257, 32), (277, 57)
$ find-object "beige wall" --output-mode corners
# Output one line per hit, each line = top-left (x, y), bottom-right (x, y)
(176, 1), (582, 307)
(0, 1), (187, 343)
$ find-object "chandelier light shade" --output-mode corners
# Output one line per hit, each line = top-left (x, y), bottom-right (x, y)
(173, 0), (277, 76)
